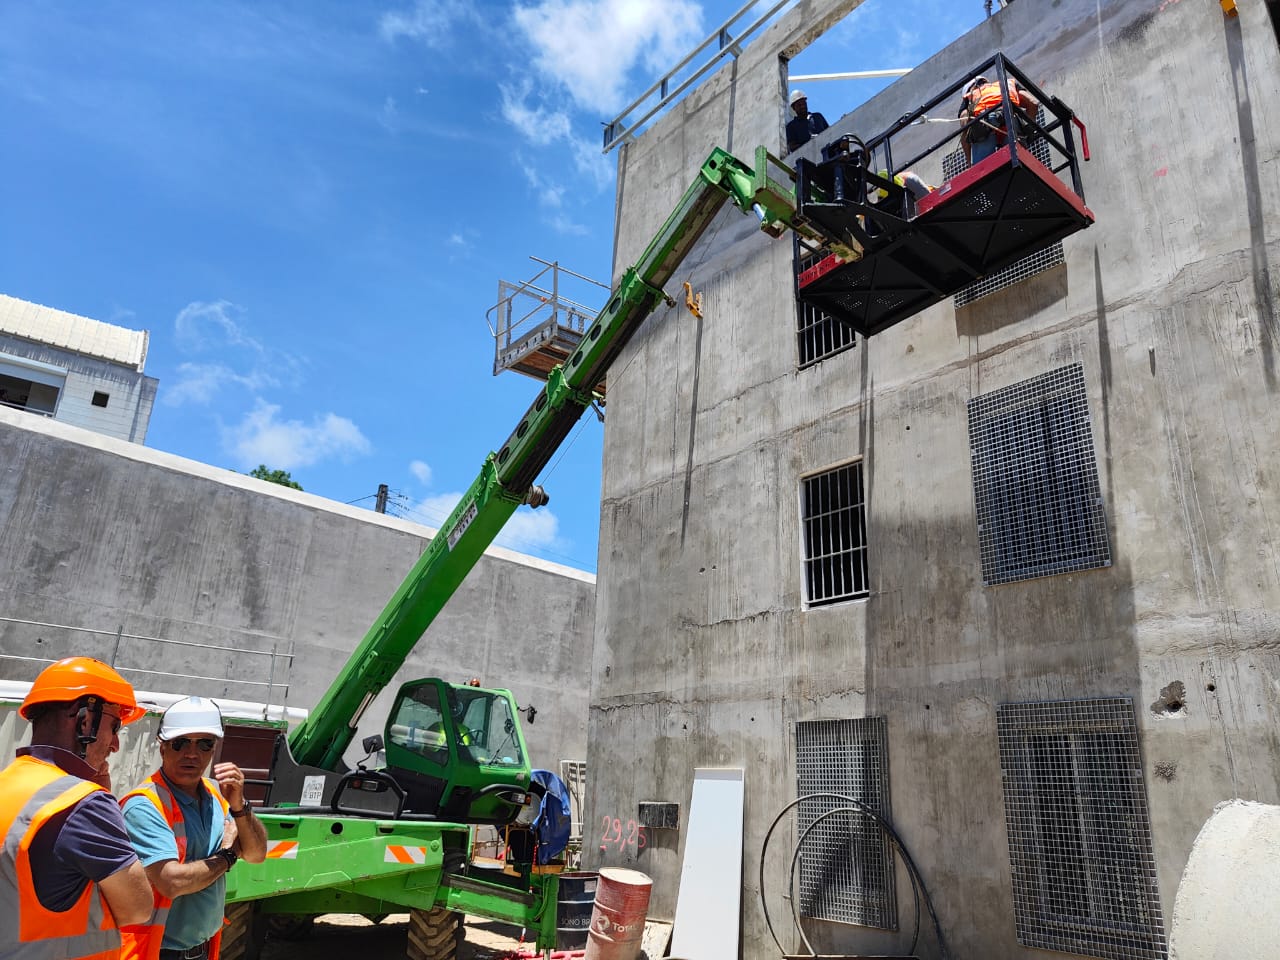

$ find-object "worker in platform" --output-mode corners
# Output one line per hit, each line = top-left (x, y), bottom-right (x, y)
(959, 73), (1039, 165)
(0, 656), (154, 959)
(786, 89), (830, 153)
(120, 697), (266, 960)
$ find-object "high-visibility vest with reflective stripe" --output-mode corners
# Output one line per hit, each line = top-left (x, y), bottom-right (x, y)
(118, 775), (229, 960)
(0, 754), (123, 960)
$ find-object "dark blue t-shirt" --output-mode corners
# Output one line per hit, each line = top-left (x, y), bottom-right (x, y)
(20, 745), (140, 910)
(786, 111), (830, 151)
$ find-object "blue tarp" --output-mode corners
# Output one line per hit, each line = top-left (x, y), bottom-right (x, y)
(531, 768), (572, 864)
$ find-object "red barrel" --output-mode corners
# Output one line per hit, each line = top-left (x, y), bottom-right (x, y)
(583, 867), (652, 960)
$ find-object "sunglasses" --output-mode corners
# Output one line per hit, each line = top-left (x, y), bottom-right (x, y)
(167, 736), (217, 753)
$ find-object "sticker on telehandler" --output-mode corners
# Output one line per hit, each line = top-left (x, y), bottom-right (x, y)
(384, 845), (429, 864)
(266, 841), (299, 859)
(300, 776), (324, 805)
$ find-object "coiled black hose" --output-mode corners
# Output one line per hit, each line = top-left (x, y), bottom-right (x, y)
(758, 792), (950, 960)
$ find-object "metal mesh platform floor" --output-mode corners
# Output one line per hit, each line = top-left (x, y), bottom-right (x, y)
(797, 144), (1094, 337)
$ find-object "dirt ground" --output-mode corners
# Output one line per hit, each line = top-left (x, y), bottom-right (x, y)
(259, 913), (537, 960)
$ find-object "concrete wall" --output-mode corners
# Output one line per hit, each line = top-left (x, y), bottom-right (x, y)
(0, 407), (594, 773)
(0, 332), (158, 443)
(591, 1), (1280, 958)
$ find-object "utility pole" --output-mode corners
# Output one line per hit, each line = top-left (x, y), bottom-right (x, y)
(375, 483), (389, 514)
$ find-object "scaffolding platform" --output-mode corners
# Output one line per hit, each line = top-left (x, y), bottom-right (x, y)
(792, 53), (1094, 338)
(488, 258), (609, 396)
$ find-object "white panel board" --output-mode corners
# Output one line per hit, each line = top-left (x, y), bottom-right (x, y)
(669, 767), (745, 959)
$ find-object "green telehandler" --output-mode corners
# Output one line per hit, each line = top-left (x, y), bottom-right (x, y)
(219, 144), (832, 960)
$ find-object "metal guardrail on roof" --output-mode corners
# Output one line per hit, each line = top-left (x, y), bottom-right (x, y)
(601, 0), (795, 154)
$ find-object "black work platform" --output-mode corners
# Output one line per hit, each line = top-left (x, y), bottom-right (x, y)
(797, 143), (1094, 337)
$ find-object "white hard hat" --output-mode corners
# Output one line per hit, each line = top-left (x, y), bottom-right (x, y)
(158, 696), (225, 740)
(790, 89), (807, 105)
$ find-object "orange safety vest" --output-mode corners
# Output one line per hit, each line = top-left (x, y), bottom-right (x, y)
(0, 754), (123, 960)
(118, 774), (230, 960)
(967, 81), (1022, 119)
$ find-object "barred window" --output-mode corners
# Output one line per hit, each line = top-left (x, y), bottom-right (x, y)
(998, 698), (1167, 960)
(795, 241), (856, 367)
(795, 717), (896, 929)
(801, 461), (869, 606)
(968, 362), (1111, 586)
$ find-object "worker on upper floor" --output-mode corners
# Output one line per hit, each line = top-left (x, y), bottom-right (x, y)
(0, 656), (154, 960)
(119, 697), (267, 960)
(958, 73), (1039, 165)
(786, 89), (830, 153)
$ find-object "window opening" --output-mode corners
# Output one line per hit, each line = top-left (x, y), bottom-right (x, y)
(92, 391), (110, 408)
(997, 698), (1167, 960)
(801, 461), (869, 606)
(0, 372), (59, 416)
(795, 237), (856, 366)
(795, 717), (896, 929)
(967, 362), (1110, 585)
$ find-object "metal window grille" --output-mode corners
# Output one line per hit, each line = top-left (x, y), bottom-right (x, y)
(559, 759), (587, 843)
(943, 111), (1066, 307)
(795, 243), (857, 367)
(997, 698), (1167, 960)
(801, 461), (870, 606)
(967, 363), (1111, 586)
(795, 718), (896, 929)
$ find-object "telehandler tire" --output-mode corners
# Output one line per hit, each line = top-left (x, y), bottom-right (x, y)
(407, 907), (464, 960)
(221, 901), (266, 960)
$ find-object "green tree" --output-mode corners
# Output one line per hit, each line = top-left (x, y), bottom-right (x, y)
(248, 465), (303, 491)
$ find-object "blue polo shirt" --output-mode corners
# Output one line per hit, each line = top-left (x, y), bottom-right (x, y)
(122, 774), (229, 950)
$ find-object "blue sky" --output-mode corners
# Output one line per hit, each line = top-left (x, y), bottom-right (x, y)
(1, 0), (982, 573)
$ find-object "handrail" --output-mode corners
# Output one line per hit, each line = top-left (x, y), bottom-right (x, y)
(0, 615), (292, 708)
(601, 0), (793, 153)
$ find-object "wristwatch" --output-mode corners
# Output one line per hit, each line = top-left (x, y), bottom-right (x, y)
(230, 805), (251, 819)
(214, 847), (238, 870)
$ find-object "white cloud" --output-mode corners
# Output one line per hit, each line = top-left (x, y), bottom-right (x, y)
(223, 400), (371, 469)
(409, 459), (433, 485)
(163, 362), (277, 407)
(548, 213), (589, 236)
(510, 0), (703, 114)
(502, 83), (614, 191)
(408, 491), (562, 552)
(500, 504), (561, 551)
(167, 300), (304, 407)
(379, 0), (476, 46)
(174, 300), (264, 354)
(500, 83), (573, 146)
(519, 159), (565, 207)
(380, 95), (399, 133)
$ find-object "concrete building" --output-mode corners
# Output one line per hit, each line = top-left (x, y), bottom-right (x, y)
(0, 293), (159, 442)
(0, 407), (594, 774)
(587, 1), (1280, 959)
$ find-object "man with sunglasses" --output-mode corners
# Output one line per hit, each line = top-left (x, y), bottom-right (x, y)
(1, 657), (154, 960)
(120, 697), (266, 960)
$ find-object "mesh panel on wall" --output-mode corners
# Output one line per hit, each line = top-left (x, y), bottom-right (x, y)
(795, 717), (896, 929)
(997, 698), (1167, 960)
(967, 362), (1111, 586)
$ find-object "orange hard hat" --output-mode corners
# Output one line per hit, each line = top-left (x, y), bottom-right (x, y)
(20, 657), (146, 723)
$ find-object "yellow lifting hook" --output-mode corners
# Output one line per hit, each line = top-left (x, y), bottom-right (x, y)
(683, 281), (703, 319)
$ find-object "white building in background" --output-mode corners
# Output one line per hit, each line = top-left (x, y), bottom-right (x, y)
(0, 293), (159, 443)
